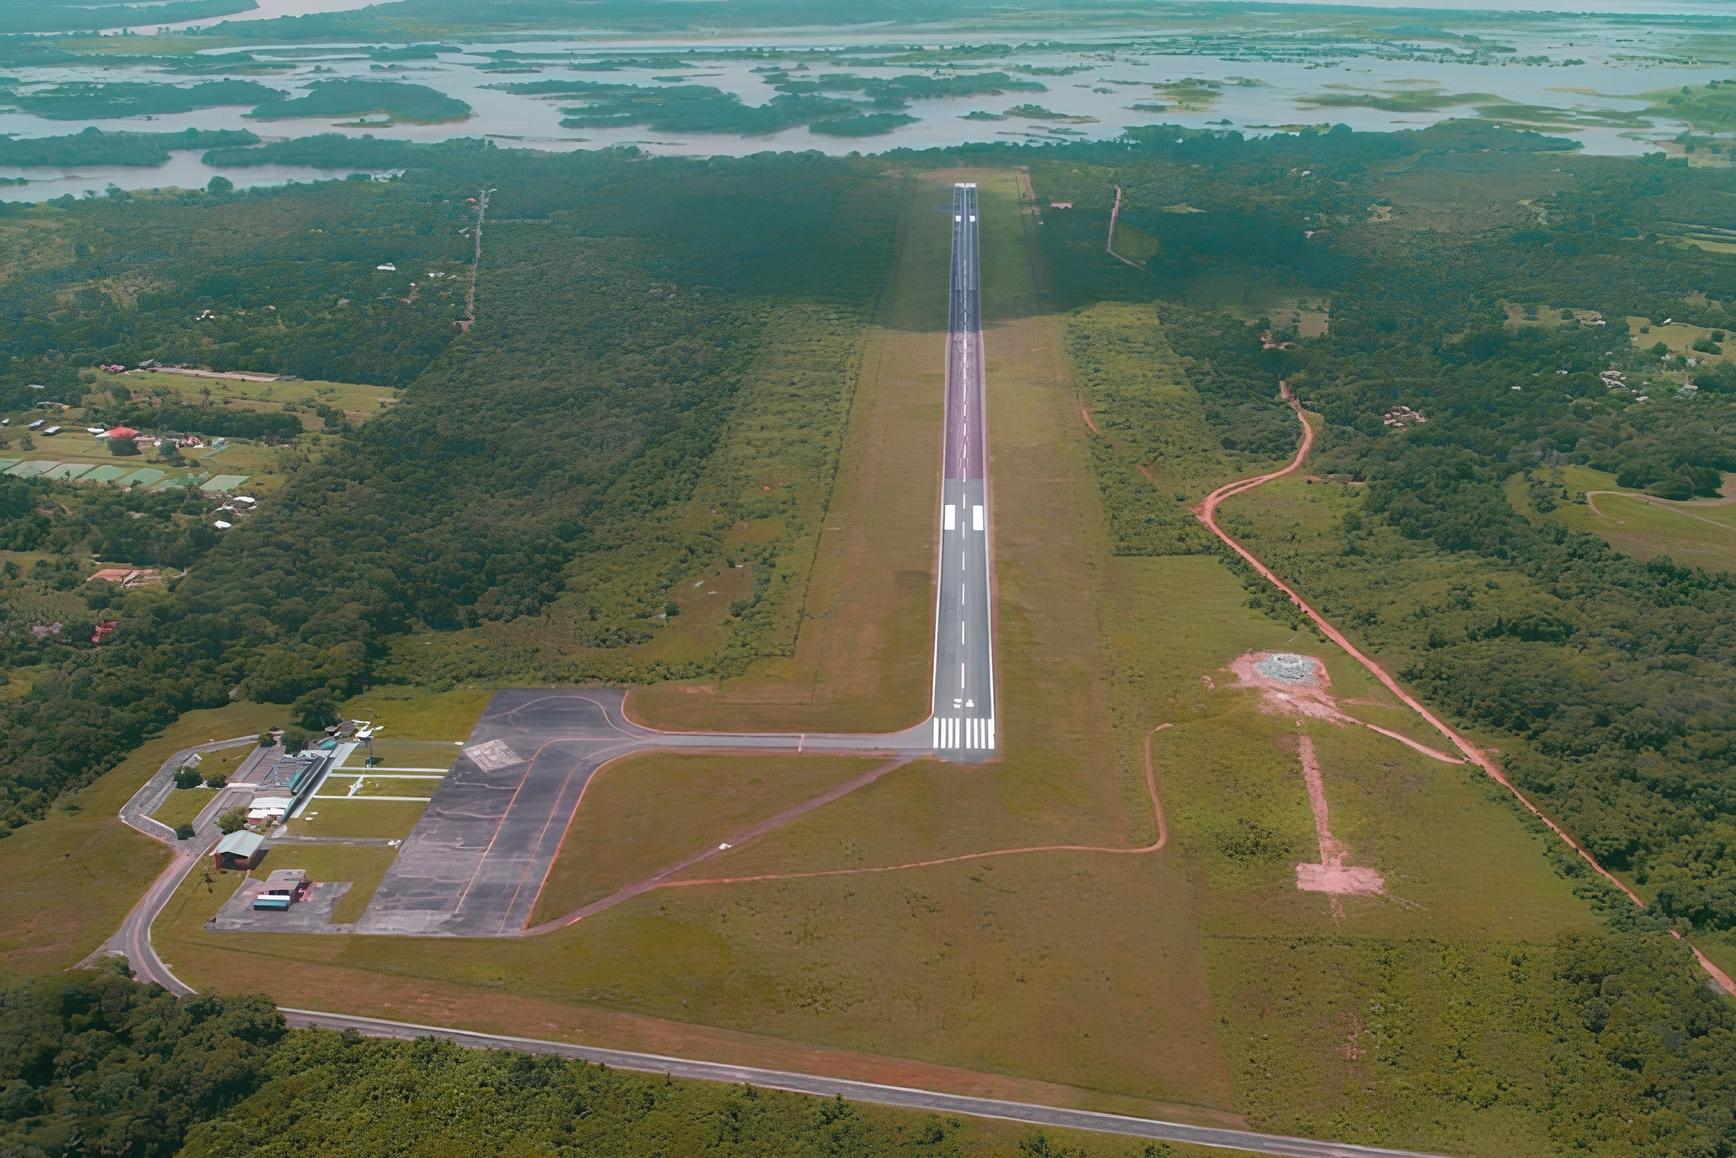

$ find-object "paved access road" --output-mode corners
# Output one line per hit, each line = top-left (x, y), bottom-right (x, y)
(118, 734), (265, 844)
(280, 1008), (1448, 1158)
(930, 181), (996, 757)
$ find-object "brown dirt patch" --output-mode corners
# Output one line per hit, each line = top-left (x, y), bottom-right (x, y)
(1293, 731), (1385, 899)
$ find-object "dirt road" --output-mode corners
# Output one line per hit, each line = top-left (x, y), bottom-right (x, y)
(1195, 382), (1736, 998)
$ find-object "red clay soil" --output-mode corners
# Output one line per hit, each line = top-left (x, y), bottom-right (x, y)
(1292, 730), (1385, 899)
(1195, 381), (1736, 997)
(1229, 651), (1463, 765)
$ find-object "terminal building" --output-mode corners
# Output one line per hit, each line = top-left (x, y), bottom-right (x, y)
(256, 741), (356, 821)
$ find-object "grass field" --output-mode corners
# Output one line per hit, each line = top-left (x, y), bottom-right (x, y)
(288, 799), (428, 840)
(0, 701), (282, 975)
(627, 176), (944, 733)
(1509, 464), (1736, 571)
(95, 368), (401, 426)
(1625, 315), (1732, 366)
(96, 163), (1629, 1156)
(151, 785), (219, 830)
(338, 685), (494, 741)
(529, 752), (894, 924)
(337, 737), (464, 771)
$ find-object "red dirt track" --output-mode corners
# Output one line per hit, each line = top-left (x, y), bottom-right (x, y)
(636, 724), (1173, 896)
(1192, 382), (1736, 997)
(531, 726), (1173, 928)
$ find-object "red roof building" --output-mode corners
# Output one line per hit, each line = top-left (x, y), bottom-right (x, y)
(103, 426), (141, 439)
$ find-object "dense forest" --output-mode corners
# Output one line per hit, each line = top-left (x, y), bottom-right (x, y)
(1, 968), (1100, 1157)
(3, 124), (1733, 939)
(0, 146), (896, 833)
(1028, 124), (1736, 936)
(3, 958), (1729, 1156)
(0, 176), (468, 403)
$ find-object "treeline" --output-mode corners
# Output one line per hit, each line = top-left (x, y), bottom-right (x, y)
(108, 402), (303, 442)
(0, 80), (279, 120)
(1091, 131), (1736, 932)
(8, 944), (1728, 1157)
(0, 176), (470, 396)
(0, 968), (1061, 1157)
(0, 0), (249, 34)
(246, 79), (473, 125)
(0, 147), (896, 835)
(0, 128), (258, 168)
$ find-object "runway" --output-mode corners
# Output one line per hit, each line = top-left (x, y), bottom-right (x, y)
(929, 181), (996, 759)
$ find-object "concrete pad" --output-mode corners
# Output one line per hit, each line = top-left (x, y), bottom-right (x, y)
(356, 689), (652, 936)
(211, 878), (351, 932)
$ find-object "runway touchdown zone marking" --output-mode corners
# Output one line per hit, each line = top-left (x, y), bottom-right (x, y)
(930, 717), (996, 751)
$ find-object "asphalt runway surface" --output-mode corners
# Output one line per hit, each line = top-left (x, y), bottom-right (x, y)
(930, 181), (997, 757)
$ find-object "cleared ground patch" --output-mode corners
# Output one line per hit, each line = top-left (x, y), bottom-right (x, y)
(96, 367), (400, 427)
(1510, 464), (1736, 571)
(1624, 315), (1731, 365)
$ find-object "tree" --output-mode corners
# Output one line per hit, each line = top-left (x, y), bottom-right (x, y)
(281, 727), (310, 755)
(175, 822), (197, 840)
(204, 772), (228, 789)
(174, 766), (203, 790)
(207, 174), (234, 195)
(291, 689), (338, 731)
(215, 805), (249, 834)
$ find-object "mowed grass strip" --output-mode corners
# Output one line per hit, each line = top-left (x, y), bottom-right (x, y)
(338, 685), (493, 742)
(337, 736), (463, 771)
(0, 701), (284, 974)
(528, 753), (890, 925)
(351, 776), (437, 798)
(290, 799), (428, 841)
(629, 169), (945, 733)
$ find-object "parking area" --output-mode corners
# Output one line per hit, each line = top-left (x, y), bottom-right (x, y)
(355, 689), (652, 936)
(210, 879), (350, 933)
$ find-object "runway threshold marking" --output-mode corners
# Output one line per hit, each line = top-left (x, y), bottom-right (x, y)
(930, 716), (998, 751)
